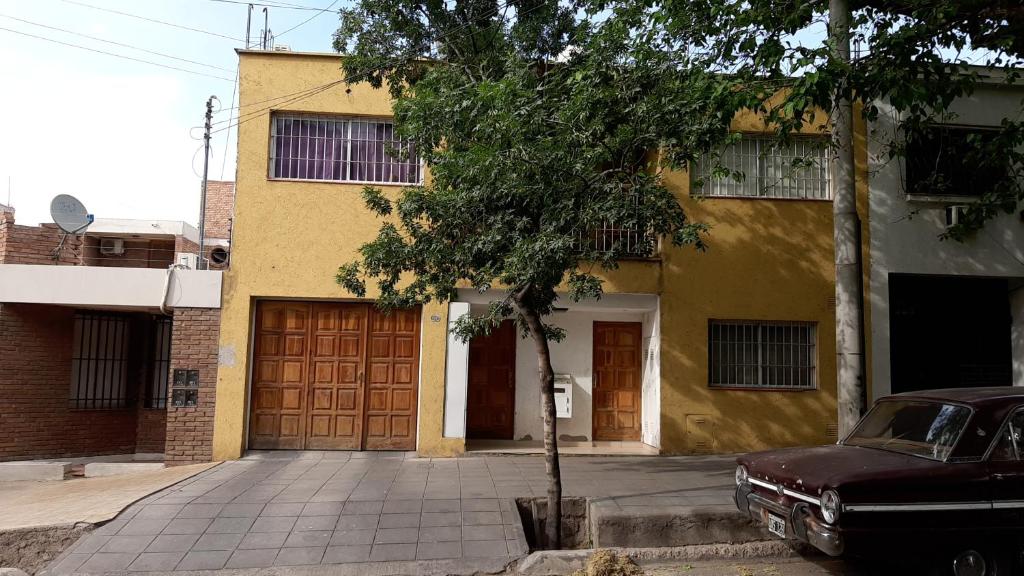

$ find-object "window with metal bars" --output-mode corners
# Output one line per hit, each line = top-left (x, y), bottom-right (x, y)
(575, 191), (654, 257)
(694, 136), (831, 200)
(69, 312), (132, 409)
(708, 320), (817, 389)
(269, 115), (422, 185)
(146, 317), (172, 409)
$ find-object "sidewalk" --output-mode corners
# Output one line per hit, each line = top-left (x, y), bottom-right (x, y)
(42, 452), (743, 575)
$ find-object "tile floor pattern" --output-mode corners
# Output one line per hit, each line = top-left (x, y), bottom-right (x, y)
(46, 451), (735, 573)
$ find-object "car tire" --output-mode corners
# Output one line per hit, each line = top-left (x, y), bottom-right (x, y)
(950, 548), (1008, 576)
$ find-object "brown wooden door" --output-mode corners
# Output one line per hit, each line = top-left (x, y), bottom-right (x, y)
(305, 303), (368, 449)
(248, 301), (420, 451)
(593, 321), (642, 441)
(249, 301), (311, 450)
(363, 307), (420, 450)
(466, 320), (516, 440)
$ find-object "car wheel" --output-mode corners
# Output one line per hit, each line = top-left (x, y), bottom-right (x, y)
(951, 549), (1003, 576)
(952, 550), (987, 576)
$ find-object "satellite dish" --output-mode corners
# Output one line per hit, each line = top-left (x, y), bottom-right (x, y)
(50, 194), (94, 234)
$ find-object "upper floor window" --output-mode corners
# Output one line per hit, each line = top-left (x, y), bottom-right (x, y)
(270, 115), (422, 185)
(905, 125), (1002, 198)
(694, 135), (831, 200)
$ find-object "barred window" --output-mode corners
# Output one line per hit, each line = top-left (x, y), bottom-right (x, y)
(70, 312), (132, 409)
(270, 115), (421, 185)
(575, 191), (654, 257)
(146, 317), (173, 409)
(709, 321), (817, 389)
(695, 136), (830, 200)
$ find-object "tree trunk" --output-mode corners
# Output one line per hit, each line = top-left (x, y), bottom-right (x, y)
(829, 0), (866, 436)
(520, 305), (562, 549)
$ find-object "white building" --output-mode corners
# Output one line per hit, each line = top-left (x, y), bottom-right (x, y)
(868, 73), (1024, 398)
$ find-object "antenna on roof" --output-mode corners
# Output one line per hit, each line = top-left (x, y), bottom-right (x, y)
(49, 194), (93, 264)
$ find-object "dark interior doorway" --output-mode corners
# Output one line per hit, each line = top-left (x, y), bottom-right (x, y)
(889, 274), (1012, 393)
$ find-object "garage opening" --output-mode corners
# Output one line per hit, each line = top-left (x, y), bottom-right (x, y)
(889, 274), (1012, 394)
(248, 301), (421, 451)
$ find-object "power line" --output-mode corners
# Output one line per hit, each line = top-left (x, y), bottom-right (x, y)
(220, 66), (239, 180)
(211, 0), (526, 135)
(207, 0), (327, 12)
(276, 0), (341, 37)
(60, 0), (245, 42)
(0, 26), (235, 82)
(0, 13), (234, 73)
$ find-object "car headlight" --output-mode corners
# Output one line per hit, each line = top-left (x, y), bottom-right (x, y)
(820, 490), (840, 524)
(735, 465), (749, 486)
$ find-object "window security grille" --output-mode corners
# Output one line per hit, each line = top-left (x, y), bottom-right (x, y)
(270, 115), (421, 185)
(146, 317), (172, 409)
(70, 312), (132, 409)
(905, 125), (1002, 197)
(575, 192), (653, 257)
(708, 321), (817, 389)
(695, 136), (831, 200)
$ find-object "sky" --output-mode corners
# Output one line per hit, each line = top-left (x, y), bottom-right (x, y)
(0, 0), (344, 226)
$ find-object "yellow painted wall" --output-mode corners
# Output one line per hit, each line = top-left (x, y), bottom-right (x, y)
(217, 50), (867, 459)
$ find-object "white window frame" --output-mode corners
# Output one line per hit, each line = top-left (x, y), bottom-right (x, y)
(694, 135), (832, 200)
(268, 114), (423, 186)
(708, 320), (818, 390)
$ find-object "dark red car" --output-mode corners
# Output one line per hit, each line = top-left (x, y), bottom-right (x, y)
(735, 387), (1024, 576)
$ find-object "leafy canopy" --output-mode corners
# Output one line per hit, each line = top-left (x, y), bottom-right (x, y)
(334, 0), (752, 339)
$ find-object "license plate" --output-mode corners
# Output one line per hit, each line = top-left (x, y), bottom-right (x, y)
(767, 513), (786, 538)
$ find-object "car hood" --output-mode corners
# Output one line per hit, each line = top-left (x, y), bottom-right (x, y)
(738, 444), (944, 496)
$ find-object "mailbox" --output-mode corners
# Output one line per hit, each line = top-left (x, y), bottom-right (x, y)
(552, 374), (573, 419)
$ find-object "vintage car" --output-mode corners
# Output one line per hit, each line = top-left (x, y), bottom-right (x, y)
(735, 387), (1024, 576)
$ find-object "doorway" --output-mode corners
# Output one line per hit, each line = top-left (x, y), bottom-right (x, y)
(248, 300), (420, 451)
(466, 319), (516, 439)
(889, 274), (1011, 393)
(593, 321), (642, 441)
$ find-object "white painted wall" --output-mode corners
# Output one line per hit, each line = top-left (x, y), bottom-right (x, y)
(868, 85), (1024, 398)
(1013, 288), (1024, 387)
(512, 309), (647, 442)
(443, 302), (471, 437)
(641, 305), (661, 448)
(0, 264), (222, 309)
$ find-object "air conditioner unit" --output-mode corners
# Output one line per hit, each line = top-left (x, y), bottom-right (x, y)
(176, 252), (198, 270)
(945, 205), (968, 228)
(99, 237), (125, 255)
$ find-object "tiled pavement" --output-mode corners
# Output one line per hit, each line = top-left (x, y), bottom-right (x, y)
(44, 451), (735, 574)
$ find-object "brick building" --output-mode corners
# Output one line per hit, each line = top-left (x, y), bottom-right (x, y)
(0, 185), (232, 464)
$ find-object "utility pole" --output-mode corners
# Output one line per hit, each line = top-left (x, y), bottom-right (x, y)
(198, 95), (217, 270)
(829, 0), (865, 436)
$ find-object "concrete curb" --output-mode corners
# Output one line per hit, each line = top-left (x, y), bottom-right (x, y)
(588, 500), (766, 548)
(516, 541), (806, 575)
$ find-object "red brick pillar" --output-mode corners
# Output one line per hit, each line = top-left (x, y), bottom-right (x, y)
(164, 308), (221, 465)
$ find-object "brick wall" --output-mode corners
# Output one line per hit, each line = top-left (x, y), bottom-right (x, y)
(202, 181), (234, 241)
(0, 304), (139, 461)
(136, 406), (168, 454)
(0, 215), (81, 265)
(164, 308), (220, 465)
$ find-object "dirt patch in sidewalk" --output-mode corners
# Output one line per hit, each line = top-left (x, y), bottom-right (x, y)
(0, 524), (92, 575)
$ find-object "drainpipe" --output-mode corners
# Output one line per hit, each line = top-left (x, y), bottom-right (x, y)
(160, 264), (186, 316)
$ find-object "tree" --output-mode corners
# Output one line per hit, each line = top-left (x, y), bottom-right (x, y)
(626, 0), (1024, 430)
(332, 0), (750, 548)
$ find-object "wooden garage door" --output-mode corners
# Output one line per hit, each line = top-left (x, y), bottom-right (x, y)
(248, 301), (420, 451)
(593, 321), (642, 441)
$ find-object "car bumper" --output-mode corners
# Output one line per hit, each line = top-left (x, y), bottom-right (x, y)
(735, 484), (844, 557)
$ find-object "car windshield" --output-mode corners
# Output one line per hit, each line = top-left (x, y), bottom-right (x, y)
(844, 400), (971, 461)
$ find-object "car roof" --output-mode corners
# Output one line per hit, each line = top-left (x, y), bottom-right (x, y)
(889, 386), (1024, 407)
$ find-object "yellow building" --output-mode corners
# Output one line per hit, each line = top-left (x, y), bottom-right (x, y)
(213, 49), (869, 461)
